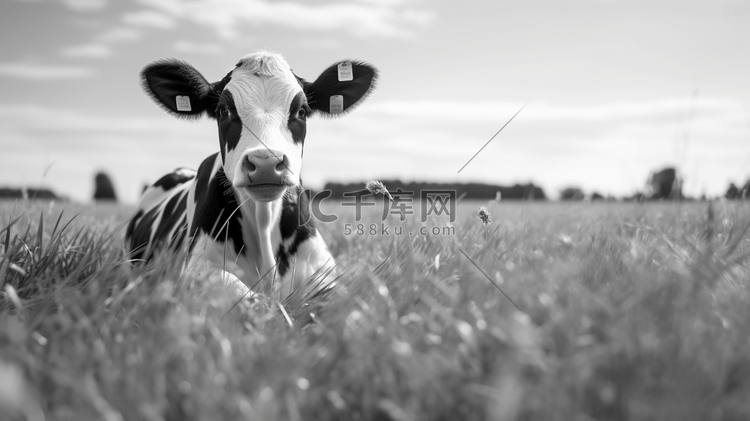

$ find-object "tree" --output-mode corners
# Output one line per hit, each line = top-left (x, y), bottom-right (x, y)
(560, 187), (585, 201)
(725, 183), (739, 199)
(741, 180), (750, 199)
(93, 172), (118, 202)
(644, 167), (682, 200)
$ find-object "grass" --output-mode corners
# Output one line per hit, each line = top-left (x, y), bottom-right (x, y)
(1, 198), (749, 420)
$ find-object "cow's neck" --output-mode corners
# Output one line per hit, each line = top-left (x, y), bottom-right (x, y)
(235, 190), (283, 292)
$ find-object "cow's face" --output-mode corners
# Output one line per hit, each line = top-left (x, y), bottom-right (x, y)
(217, 53), (307, 202)
(140, 51), (378, 202)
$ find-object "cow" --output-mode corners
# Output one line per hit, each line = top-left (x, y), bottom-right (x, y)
(125, 51), (377, 300)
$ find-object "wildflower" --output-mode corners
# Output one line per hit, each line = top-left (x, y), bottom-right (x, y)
(365, 180), (393, 201)
(477, 206), (492, 226)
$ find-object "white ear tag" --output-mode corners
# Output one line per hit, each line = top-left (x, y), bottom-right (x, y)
(337, 62), (353, 82)
(175, 95), (192, 112)
(330, 95), (344, 114)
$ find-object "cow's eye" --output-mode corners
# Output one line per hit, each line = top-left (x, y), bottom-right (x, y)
(218, 107), (230, 119)
(297, 108), (306, 119)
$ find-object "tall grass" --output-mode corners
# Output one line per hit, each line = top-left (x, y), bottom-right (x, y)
(1, 199), (749, 420)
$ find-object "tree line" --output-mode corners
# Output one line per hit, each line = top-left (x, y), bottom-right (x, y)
(2, 168), (749, 202)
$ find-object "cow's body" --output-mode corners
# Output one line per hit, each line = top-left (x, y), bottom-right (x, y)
(125, 51), (377, 298)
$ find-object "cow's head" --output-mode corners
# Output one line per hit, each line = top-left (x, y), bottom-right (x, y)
(141, 51), (377, 202)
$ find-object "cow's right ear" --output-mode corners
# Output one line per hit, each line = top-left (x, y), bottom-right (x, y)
(141, 59), (220, 119)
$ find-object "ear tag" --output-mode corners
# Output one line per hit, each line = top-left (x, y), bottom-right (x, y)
(330, 95), (344, 114)
(175, 95), (192, 112)
(337, 62), (353, 82)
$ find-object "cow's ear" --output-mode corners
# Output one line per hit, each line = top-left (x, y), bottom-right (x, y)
(141, 59), (219, 119)
(301, 60), (377, 117)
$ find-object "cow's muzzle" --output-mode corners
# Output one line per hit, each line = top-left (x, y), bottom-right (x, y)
(236, 151), (294, 201)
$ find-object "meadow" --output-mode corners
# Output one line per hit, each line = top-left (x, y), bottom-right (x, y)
(1, 198), (749, 421)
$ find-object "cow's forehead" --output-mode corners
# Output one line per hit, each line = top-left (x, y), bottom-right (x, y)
(235, 51), (292, 75)
(230, 52), (299, 88)
(222, 52), (302, 109)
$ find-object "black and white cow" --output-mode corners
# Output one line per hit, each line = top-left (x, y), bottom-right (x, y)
(125, 51), (377, 298)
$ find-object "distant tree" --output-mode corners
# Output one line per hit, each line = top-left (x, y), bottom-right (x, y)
(741, 180), (750, 199)
(319, 180), (546, 201)
(725, 183), (739, 199)
(590, 192), (605, 201)
(0, 187), (59, 200)
(93, 172), (118, 202)
(623, 192), (645, 202)
(645, 167), (682, 200)
(560, 187), (585, 201)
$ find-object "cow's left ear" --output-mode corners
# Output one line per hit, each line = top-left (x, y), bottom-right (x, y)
(141, 59), (223, 120)
(300, 60), (378, 117)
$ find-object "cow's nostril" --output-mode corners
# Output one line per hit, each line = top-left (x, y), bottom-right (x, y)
(244, 156), (257, 172)
(275, 155), (289, 173)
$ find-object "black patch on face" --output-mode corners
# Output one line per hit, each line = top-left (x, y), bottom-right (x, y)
(190, 153), (246, 256)
(287, 91), (309, 145)
(216, 91), (242, 161)
(152, 170), (195, 191)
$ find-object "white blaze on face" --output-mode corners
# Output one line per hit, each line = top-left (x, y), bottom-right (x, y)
(221, 52), (305, 190)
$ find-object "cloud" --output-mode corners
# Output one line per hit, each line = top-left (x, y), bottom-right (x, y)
(0, 62), (94, 80)
(97, 26), (141, 43)
(59, 0), (107, 10)
(302, 96), (749, 196)
(121, 9), (175, 30)
(0, 104), (218, 202)
(58, 26), (141, 60)
(361, 98), (746, 132)
(173, 40), (225, 55)
(298, 38), (342, 50)
(0, 104), (200, 134)
(11, 0), (108, 11)
(60, 43), (112, 58)
(137, 0), (434, 39)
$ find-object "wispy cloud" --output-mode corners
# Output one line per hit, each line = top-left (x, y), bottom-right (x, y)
(97, 26), (141, 43)
(61, 0), (107, 11)
(121, 9), (175, 30)
(137, 0), (434, 39)
(0, 104), (198, 134)
(0, 104), (217, 202)
(362, 98), (747, 130)
(58, 25), (141, 60)
(0, 62), (94, 80)
(173, 40), (225, 55)
(60, 43), (112, 58)
(298, 38), (342, 50)
(299, 96), (749, 196)
(11, 0), (108, 11)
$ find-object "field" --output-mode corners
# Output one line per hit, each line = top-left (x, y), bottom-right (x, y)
(1, 198), (749, 421)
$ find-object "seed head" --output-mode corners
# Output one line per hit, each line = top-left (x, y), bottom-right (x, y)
(477, 207), (492, 226)
(366, 180), (393, 201)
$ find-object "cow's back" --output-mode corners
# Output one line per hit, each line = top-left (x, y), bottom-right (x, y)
(125, 168), (196, 262)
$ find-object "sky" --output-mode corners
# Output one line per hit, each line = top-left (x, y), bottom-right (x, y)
(1, 0), (749, 203)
